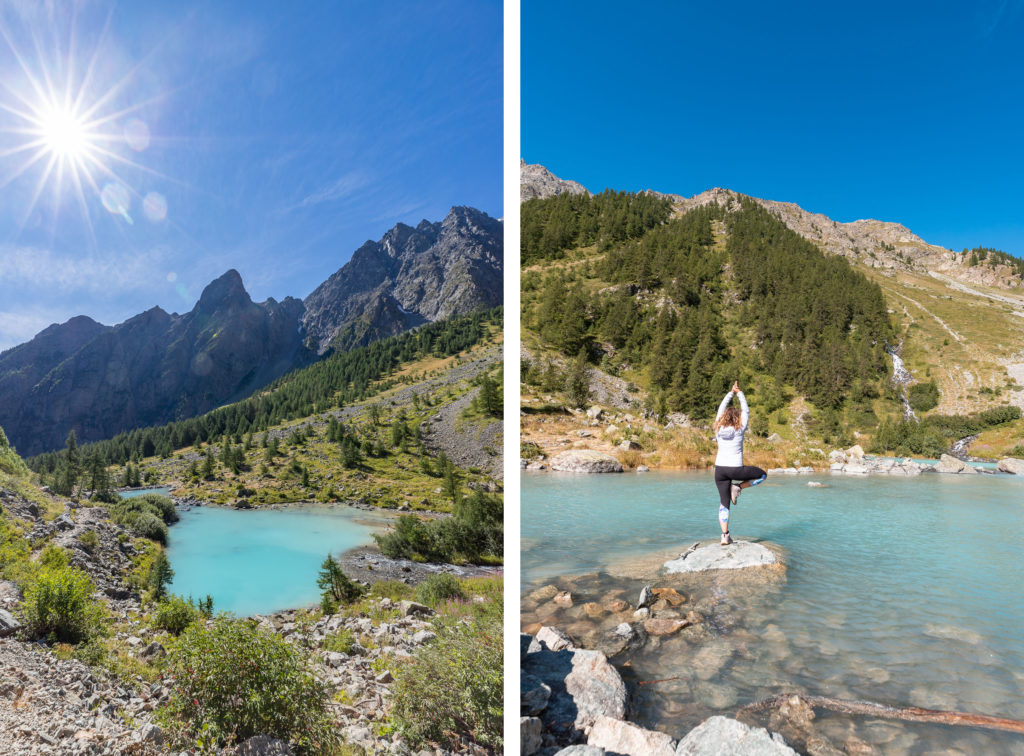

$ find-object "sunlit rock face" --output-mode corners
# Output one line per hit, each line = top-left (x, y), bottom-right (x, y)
(0, 206), (502, 456)
(301, 205), (503, 354)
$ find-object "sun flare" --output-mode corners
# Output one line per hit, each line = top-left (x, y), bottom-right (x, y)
(34, 102), (93, 161)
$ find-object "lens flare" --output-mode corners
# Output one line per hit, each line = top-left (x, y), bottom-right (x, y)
(143, 191), (166, 221)
(101, 182), (132, 223)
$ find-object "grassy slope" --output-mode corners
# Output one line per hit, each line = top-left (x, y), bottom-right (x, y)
(127, 327), (503, 513)
(521, 221), (1024, 466)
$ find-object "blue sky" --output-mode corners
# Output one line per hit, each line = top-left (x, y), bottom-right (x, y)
(0, 0), (501, 351)
(523, 1), (1024, 259)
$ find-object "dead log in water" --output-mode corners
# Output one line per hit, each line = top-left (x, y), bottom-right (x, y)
(738, 693), (1024, 735)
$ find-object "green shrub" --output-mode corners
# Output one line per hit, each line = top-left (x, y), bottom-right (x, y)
(368, 580), (414, 602)
(908, 381), (940, 413)
(388, 608), (502, 750)
(39, 545), (70, 569)
(19, 565), (106, 643)
(154, 595), (201, 635)
(374, 490), (503, 564)
(78, 530), (100, 553)
(158, 617), (337, 753)
(322, 627), (356, 654)
(108, 495), (176, 544)
(415, 574), (465, 607)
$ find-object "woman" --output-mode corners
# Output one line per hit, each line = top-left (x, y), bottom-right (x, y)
(713, 381), (767, 545)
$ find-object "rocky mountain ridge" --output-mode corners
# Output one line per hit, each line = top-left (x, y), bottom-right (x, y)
(520, 159), (589, 202)
(522, 162), (1024, 290)
(0, 206), (502, 456)
(302, 205), (502, 354)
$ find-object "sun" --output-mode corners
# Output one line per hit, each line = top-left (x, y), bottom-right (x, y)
(33, 102), (95, 162)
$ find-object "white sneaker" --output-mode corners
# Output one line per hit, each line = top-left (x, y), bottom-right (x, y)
(730, 484), (741, 505)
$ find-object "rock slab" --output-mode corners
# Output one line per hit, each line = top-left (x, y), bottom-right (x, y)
(675, 716), (797, 755)
(663, 541), (779, 573)
(589, 715), (675, 756)
(997, 457), (1024, 475)
(549, 450), (623, 473)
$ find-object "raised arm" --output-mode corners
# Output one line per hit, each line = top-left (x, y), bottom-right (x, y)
(716, 390), (734, 421)
(738, 390), (749, 430)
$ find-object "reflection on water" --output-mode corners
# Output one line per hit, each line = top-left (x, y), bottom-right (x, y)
(521, 471), (1024, 753)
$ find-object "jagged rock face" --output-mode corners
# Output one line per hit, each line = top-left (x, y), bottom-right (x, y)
(302, 206), (503, 354)
(0, 270), (313, 456)
(520, 159), (589, 202)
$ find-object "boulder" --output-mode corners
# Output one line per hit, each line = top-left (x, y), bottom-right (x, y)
(997, 457), (1024, 475)
(619, 439), (641, 451)
(828, 450), (847, 464)
(522, 646), (627, 736)
(587, 406), (604, 421)
(549, 450), (623, 473)
(138, 641), (167, 661)
(637, 465), (650, 472)
(588, 715), (675, 756)
(0, 608), (21, 638)
(675, 716), (797, 755)
(398, 600), (433, 617)
(767, 433), (784, 443)
(845, 444), (865, 459)
(53, 513), (75, 531)
(555, 747), (606, 756)
(934, 454), (977, 474)
(536, 625), (574, 651)
(663, 541), (780, 573)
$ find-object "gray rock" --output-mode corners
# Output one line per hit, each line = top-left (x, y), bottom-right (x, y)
(536, 625), (574, 651)
(521, 716), (543, 756)
(555, 747), (606, 756)
(138, 641), (166, 661)
(53, 513), (75, 531)
(636, 465), (650, 472)
(618, 439), (641, 451)
(663, 541), (780, 573)
(521, 632), (542, 660)
(139, 723), (163, 744)
(522, 647), (627, 737)
(520, 673), (552, 715)
(845, 444), (865, 459)
(521, 160), (589, 202)
(586, 406), (604, 420)
(236, 735), (295, 755)
(411, 630), (436, 645)
(934, 454), (977, 474)
(637, 584), (653, 609)
(0, 608), (21, 638)
(589, 715), (675, 755)
(675, 716), (796, 755)
(399, 600), (433, 617)
(997, 457), (1024, 475)
(549, 450), (623, 473)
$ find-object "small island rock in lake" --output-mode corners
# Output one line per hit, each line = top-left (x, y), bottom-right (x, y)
(997, 457), (1024, 475)
(675, 716), (797, 755)
(933, 454), (979, 474)
(549, 450), (624, 473)
(664, 541), (780, 574)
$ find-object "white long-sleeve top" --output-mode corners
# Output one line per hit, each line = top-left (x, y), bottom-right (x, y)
(714, 390), (749, 467)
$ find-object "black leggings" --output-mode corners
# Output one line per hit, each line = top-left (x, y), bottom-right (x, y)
(714, 465), (767, 508)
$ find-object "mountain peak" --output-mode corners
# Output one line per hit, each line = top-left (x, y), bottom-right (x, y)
(196, 269), (252, 312)
(520, 161), (590, 202)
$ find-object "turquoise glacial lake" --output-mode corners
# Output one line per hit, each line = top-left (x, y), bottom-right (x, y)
(164, 504), (383, 617)
(522, 470), (1024, 753)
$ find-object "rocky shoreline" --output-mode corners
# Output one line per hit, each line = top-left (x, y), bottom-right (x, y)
(523, 445), (1024, 478)
(520, 542), (797, 755)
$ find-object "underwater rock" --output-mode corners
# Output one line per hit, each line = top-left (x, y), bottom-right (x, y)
(674, 716), (797, 755)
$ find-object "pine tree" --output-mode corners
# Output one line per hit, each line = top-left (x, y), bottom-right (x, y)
(316, 555), (363, 614)
(149, 551), (174, 600)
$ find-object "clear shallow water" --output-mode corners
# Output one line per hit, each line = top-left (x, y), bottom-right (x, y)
(165, 505), (381, 617)
(522, 471), (1024, 753)
(119, 486), (172, 498)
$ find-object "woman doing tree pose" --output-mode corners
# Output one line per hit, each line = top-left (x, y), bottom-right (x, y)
(713, 381), (767, 545)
